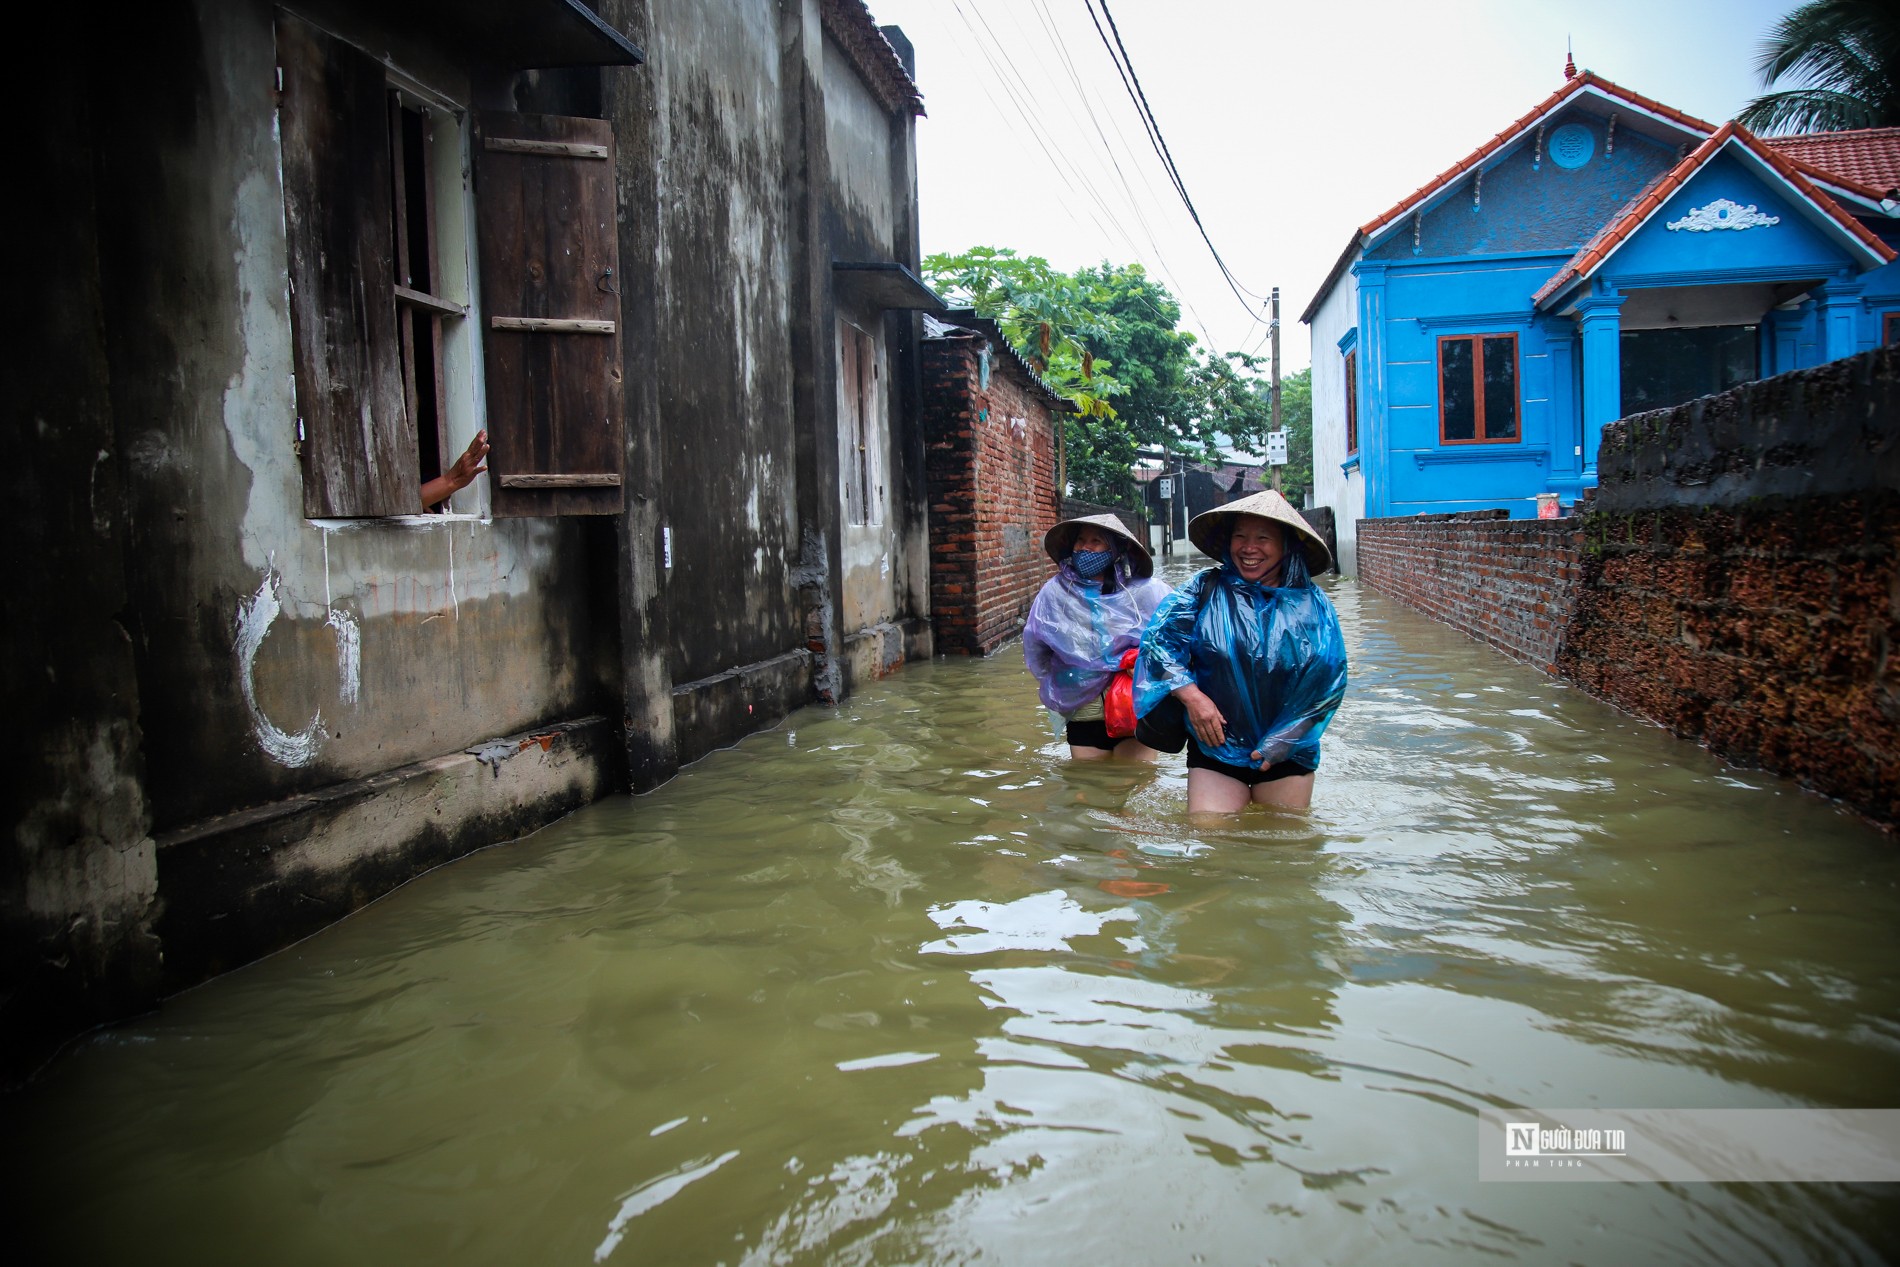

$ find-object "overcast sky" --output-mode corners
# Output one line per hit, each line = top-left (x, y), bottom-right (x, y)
(868, 0), (1794, 371)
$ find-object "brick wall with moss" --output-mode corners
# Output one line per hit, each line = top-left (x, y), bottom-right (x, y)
(1359, 346), (1898, 828)
(1557, 347), (1898, 827)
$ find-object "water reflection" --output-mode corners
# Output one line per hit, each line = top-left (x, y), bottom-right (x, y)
(6, 572), (1900, 1265)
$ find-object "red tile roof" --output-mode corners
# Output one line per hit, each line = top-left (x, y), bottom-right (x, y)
(1358, 72), (1718, 239)
(1765, 127), (1900, 199)
(1530, 121), (1896, 307)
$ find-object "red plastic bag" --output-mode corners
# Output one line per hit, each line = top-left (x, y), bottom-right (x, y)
(1104, 649), (1139, 738)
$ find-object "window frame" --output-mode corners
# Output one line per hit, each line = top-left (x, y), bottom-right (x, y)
(275, 10), (623, 521)
(1884, 311), (1900, 347)
(1435, 332), (1520, 445)
(836, 317), (885, 527)
(387, 85), (478, 511)
(1343, 348), (1358, 456)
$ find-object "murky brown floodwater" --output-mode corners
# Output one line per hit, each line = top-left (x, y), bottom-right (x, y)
(9, 561), (1900, 1266)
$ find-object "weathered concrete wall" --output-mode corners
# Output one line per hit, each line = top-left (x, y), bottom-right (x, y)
(604, 0), (930, 752)
(4, 0), (627, 1077)
(91, 0), (624, 831)
(1559, 347), (1899, 828)
(5, 0), (935, 1077)
(1358, 512), (1585, 672)
(3, 36), (162, 1077)
(923, 334), (1063, 655)
(1357, 347), (1898, 829)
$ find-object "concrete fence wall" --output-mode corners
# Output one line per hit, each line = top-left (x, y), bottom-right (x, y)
(1358, 346), (1898, 830)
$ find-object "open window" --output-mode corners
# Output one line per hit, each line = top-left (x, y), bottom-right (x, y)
(1437, 333), (1519, 444)
(275, 9), (624, 518)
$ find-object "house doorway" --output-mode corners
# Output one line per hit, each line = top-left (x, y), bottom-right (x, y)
(1620, 323), (1759, 415)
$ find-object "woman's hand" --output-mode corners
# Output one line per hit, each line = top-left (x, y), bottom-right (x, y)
(1174, 683), (1226, 749)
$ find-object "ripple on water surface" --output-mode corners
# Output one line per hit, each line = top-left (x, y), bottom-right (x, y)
(8, 577), (1900, 1266)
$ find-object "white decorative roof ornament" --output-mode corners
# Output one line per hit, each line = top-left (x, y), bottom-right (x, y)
(1666, 198), (1781, 232)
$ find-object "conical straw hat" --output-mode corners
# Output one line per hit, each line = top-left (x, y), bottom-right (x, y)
(1042, 512), (1154, 579)
(1187, 490), (1332, 574)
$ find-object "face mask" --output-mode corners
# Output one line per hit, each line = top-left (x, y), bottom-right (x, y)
(1072, 549), (1113, 578)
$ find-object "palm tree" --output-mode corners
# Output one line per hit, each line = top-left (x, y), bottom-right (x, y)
(1736, 0), (1900, 135)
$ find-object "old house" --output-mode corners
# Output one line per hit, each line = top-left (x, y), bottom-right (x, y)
(1303, 70), (1900, 574)
(6, 0), (938, 1075)
(921, 311), (1070, 655)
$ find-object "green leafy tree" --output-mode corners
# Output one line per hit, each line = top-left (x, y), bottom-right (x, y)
(922, 247), (1125, 419)
(1274, 367), (1314, 498)
(1737, 0), (1900, 134)
(923, 248), (1292, 507)
(1071, 263), (1198, 446)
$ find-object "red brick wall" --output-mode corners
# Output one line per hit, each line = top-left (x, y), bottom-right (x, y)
(923, 336), (1063, 654)
(1357, 511), (1583, 672)
(1557, 495), (1899, 824)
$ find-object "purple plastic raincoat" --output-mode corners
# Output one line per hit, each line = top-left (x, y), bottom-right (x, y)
(1023, 565), (1173, 716)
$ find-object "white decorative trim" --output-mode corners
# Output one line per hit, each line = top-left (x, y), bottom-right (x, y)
(1666, 198), (1781, 232)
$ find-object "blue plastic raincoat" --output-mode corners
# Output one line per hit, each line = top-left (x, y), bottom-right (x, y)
(1133, 561), (1348, 770)
(1023, 565), (1173, 716)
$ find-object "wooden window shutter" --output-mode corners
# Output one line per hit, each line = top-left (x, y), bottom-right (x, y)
(276, 10), (418, 517)
(474, 113), (626, 516)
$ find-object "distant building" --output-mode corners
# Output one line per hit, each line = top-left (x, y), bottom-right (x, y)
(1303, 70), (1899, 574)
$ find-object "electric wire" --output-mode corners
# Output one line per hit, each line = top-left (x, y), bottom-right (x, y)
(1083, 0), (1270, 313)
(1024, 0), (1222, 349)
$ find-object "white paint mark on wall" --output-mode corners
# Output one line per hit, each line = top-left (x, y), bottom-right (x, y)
(326, 609), (361, 704)
(235, 566), (323, 767)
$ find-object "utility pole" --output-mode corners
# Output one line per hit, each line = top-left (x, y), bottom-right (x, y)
(1269, 287), (1283, 496)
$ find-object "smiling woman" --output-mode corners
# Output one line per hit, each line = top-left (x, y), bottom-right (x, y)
(1133, 489), (1349, 814)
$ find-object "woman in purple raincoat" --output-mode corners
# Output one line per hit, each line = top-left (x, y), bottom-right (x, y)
(1022, 514), (1173, 761)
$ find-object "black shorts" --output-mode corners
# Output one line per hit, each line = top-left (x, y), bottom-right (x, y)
(1065, 717), (1116, 750)
(1185, 744), (1314, 786)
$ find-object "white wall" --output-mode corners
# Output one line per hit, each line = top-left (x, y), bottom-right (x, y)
(1307, 262), (1365, 576)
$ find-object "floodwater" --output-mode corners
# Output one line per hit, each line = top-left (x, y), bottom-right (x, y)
(9, 561), (1900, 1266)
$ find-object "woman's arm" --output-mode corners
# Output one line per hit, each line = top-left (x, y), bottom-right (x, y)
(1132, 572), (1205, 716)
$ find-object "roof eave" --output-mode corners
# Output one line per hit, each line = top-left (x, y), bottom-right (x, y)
(1300, 233), (1366, 324)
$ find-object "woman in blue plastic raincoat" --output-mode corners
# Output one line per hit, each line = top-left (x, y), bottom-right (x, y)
(1022, 513), (1173, 760)
(1134, 490), (1347, 812)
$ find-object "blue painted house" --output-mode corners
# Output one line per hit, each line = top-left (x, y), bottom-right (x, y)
(1303, 71), (1900, 573)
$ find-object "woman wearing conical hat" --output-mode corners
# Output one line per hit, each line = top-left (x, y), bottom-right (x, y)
(1022, 513), (1174, 760)
(1133, 490), (1348, 813)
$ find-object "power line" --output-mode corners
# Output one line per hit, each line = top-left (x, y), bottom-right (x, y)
(948, 1), (1219, 347)
(1024, 0), (1222, 349)
(1083, 0), (1270, 313)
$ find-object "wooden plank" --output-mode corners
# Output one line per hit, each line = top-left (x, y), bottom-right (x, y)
(474, 111), (625, 516)
(497, 474), (622, 488)
(489, 316), (615, 333)
(277, 11), (417, 517)
(482, 137), (610, 159)
(393, 284), (468, 317)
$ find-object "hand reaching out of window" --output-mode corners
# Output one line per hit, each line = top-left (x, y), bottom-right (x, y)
(422, 430), (489, 510)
